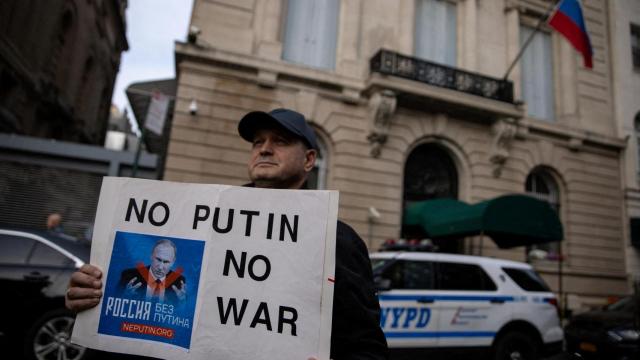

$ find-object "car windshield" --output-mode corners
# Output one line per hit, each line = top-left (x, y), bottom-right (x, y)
(605, 296), (637, 313)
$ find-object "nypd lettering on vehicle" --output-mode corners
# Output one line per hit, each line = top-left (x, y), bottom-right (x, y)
(380, 307), (431, 329)
(378, 294), (514, 339)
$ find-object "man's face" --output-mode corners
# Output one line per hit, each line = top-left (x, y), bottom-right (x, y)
(248, 127), (317, 189)
(150, 244), (176, 279)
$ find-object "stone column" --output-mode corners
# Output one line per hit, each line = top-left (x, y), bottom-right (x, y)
(336, 0), (363, 77)
(461, 0), (477, 71)
(255, 0), (284, 60)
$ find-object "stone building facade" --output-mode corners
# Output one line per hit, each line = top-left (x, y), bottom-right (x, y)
(0, 0), (128, 145)
(167, 0), (631, 310)
(609, 0), (640, 291)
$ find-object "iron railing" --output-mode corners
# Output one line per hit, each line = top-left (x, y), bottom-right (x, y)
(370, 49), (514, 103)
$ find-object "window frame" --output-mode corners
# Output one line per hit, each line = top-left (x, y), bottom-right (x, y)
(518, 20), (557, 122)
(377, 259), (437, 290)
(281, 0), (340, 70)
(435, 261), (497, 292)
(502, 267), (551, 292)
(525, 169), (562, 262)
(413, 0), (459, 67)
(27, 241), (76, 268)
(0, 230), (84, 268)
(0, 234), (37, 265)
(373, 258), (497, 292)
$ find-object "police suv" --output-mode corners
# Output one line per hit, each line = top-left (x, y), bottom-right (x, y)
(372, 251), (563, 360)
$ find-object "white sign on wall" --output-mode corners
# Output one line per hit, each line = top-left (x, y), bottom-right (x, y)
(144, 92), (169, 136)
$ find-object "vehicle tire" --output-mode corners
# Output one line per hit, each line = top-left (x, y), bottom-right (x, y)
(493, 331), (539, 360)
(23, 308), (91, 360)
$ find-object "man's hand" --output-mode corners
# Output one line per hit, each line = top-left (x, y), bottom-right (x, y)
(171, 280), (187, 301)
(65, 264), (103, 312)
(125, 277), (143, 295)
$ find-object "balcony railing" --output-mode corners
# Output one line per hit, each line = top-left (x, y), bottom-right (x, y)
(370, 50), (514, 103)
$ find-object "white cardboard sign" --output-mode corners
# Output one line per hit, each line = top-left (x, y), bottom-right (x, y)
(72, 177), (337, 360)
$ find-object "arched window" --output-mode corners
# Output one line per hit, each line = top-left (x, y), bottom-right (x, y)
(404, 143), (458, 204)
(402, 143), (460, 252)
(525, 170), (559, 210)
(525, 169), (561, 260)
(307, 137), (328, 190)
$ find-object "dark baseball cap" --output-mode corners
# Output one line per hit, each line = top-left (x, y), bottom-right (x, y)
(238, 108), (319, 150)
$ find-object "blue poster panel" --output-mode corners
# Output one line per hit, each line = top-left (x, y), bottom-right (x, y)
(98, 231), (205, 349)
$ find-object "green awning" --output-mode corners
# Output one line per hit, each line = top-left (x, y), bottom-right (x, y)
(404, 195), (563, 249)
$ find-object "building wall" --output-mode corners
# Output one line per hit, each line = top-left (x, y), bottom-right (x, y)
(168, 0), (630, 309)
(609, 0), (640, 289)
(0, 0), (128, 145)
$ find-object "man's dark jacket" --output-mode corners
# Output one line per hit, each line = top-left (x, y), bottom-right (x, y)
(245, 183), (388, 359)
(118, 266), (186, 304)
(332, 220), (389, 360)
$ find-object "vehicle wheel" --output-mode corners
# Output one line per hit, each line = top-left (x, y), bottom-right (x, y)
(24, 308), (90, 360)
(493, 331), (539, 360)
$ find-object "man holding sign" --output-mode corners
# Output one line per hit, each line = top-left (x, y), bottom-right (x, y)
(66, 108), (388, 359)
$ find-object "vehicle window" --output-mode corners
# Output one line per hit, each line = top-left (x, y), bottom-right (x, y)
(0, 234), (36, 265)
(437, 262), (497, 291)
(372, 258), (392, 274)
(605, 297), (636, 313)
(502, 267), (551, 292)
(27, 242), (74, 267)
(382, 260), (435, 290)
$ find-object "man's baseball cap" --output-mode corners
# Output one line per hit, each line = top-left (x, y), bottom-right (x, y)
(238, 108), (319, 150)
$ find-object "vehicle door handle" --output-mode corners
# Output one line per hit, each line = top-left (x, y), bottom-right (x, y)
(417, 298), (434, 304)
(490, 298), (505, 304)
(24, 272), (49, 282)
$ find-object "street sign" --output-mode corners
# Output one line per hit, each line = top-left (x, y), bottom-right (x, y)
(144, 92), (169, 136)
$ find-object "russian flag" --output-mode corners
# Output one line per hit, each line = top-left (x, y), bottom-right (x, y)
(548, 0), (593, 68)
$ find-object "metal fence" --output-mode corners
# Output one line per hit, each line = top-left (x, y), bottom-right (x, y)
(0, 133), (157, 238)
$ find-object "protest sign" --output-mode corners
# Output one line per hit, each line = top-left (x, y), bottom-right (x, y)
(72, 177), (338, 360)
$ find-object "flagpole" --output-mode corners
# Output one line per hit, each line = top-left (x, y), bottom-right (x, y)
(502, 0), (560, 81)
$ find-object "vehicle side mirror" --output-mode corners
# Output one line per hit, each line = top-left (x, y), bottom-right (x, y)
(374, 276), (391, 291)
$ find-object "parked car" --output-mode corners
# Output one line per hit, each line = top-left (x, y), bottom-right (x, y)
(371, 251), (563, 360)
(564, 295), (639, 360)
(0, 228), (90, 360)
